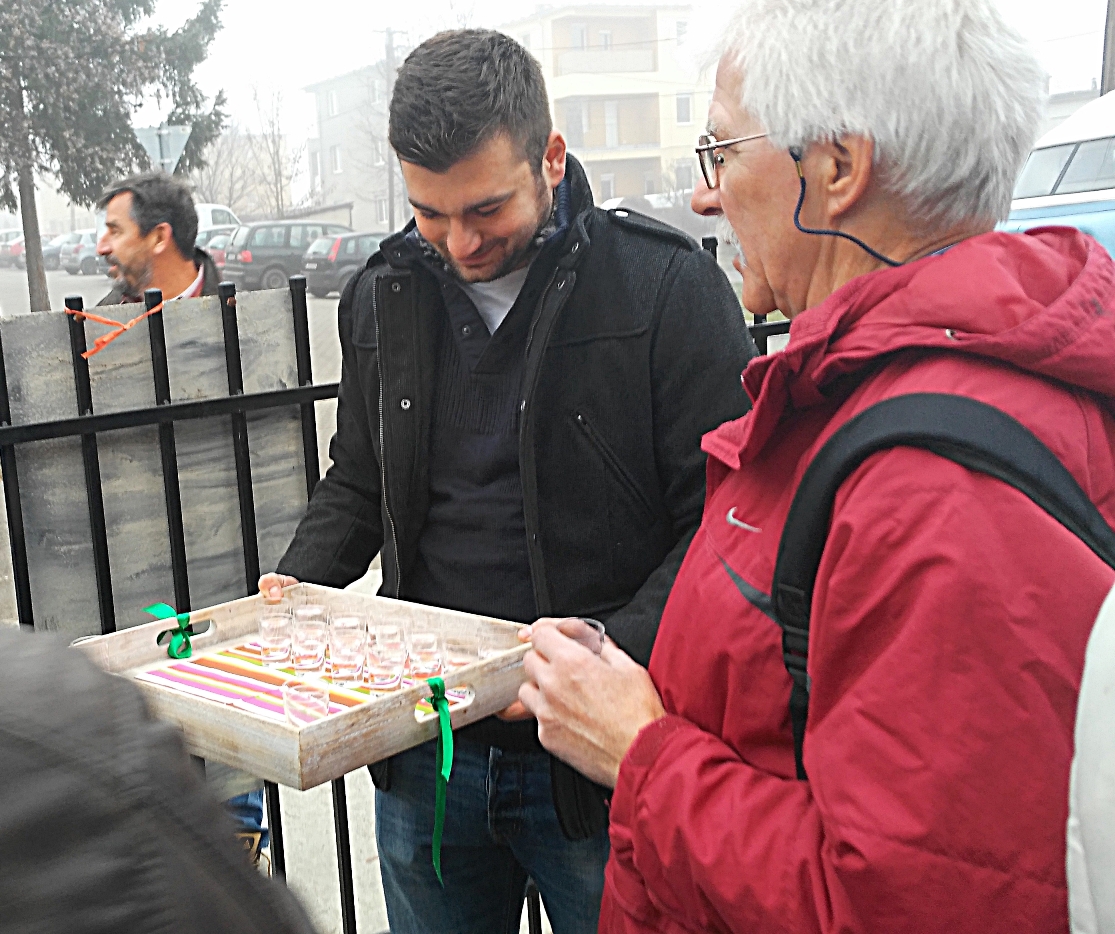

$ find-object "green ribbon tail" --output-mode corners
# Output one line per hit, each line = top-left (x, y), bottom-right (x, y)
(428, 676), (454, 885)
(146, 602), (193, 660)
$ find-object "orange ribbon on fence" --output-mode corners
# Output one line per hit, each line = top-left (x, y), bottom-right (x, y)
(64, 303), (164, 359)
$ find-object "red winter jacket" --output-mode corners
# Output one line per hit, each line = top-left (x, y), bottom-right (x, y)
(602, 229), (1115, 934)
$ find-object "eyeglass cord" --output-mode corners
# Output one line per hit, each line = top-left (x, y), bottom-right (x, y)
(789, 149), (902, 268)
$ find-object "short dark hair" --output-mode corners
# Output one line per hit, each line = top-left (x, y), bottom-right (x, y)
(96, 171), (197, 258)
(389, 29), (552, 174)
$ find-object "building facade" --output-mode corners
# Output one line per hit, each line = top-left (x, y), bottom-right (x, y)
(506, 4), (708, 204)
(305, 60), (410, 233)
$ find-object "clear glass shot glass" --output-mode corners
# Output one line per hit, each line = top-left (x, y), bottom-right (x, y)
(282, 680), (330, 726)
(562, 617), (606, 655)
(478, 630), (508, 660)
(258, 605), (293, 667)
(329, 625), (366, 687)
(444, 625), (478, 670)
(292, 610), (328, 675)
(407, 628), (444, 679)
(366, 624), (407, 691)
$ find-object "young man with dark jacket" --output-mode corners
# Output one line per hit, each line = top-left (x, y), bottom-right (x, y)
(261, 29), (755, 934)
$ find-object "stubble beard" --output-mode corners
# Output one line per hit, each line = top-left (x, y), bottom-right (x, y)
(110, 254), (154, 300)
(717, 215), (745, 268)
(443, 181), (554, 285)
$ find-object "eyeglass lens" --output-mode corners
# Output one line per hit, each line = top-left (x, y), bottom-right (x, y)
(697, 135), (719, 190)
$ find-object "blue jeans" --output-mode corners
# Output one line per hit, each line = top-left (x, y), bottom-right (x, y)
(376, 739), (609, 934)
(225, 789), (269, 848)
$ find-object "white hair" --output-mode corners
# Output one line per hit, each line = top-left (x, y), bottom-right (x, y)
(719, 0), (1047, 228)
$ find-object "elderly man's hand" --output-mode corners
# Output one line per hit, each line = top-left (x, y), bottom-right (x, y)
(518, 619), (665, 788)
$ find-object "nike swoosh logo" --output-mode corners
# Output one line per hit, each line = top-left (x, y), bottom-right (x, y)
(726, 508), (762, 533)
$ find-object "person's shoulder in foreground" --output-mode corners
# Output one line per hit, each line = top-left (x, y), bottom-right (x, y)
(517, 1), (1115, 932)
(0, 628), (318, 934)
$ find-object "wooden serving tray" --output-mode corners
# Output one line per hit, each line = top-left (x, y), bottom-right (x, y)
(75, 584), (529, 789)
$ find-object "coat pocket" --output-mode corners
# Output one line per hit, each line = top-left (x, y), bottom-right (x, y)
(572, 411), (656, 519)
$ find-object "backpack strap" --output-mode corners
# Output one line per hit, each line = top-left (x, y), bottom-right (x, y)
(772, 392), (1115, 780)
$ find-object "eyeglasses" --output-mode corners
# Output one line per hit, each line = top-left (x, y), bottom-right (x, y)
(695, 132), (769, 190)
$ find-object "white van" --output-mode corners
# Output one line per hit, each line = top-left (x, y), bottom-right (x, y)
(195, 203), (240, 230)
(1012, 92), (1115, 209)
(1003, 92), (1115, 257)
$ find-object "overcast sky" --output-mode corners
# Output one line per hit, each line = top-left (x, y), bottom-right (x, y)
(143, 0), (1110, 144)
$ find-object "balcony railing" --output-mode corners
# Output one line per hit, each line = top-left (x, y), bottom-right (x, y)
(557, 49), (655, 75)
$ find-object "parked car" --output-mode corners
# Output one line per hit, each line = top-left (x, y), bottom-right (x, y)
(302, 231), (386, 297)
(0, 229), (23, 268)
(26, 232), (83, 271)
(40, 232), (81, 271)
(222, 220), (351, 291)
(1, 235), (24, 269)
(195, 203), (240, 230)
(62, 230), (100, 275)
(195, 225), (238, 249)
(1003, 90), (1115, 257)
(205, 233), (232, 276)
(1000, 199), (1115, 257)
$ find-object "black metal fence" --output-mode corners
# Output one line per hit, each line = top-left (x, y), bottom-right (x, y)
(0, 240), (786, 932)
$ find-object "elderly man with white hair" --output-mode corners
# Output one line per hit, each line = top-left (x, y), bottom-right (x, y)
(516, 1), (1115, 932)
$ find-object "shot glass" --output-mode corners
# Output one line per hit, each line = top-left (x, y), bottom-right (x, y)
(282, 680), (330, 726)
(407, 628), (444, 679)
(478, 630), (508, 660)
(292, 608), (327, 675)
(258, 605), (292, 668)
(329, 621), (366, 687)
(444, 626), (478, 671)
(563, 617), (606, 655)
(366, 625), (407, 691)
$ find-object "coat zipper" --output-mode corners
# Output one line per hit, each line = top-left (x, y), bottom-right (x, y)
(525, 266), (560, 358)
(573, 411), (656, 518)
(373, 275), (402, 597)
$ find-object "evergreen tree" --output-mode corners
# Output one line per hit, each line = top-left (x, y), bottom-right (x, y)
(0, 0), (225, 310)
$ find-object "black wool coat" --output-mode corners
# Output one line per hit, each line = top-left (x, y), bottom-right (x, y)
(277, 156), (756, 832)
(279, 157), (754, 661)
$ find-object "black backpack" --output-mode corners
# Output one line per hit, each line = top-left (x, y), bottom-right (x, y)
(771, 393), (1115, 780)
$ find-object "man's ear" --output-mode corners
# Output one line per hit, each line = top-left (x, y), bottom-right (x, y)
(149, 222), (177, 258)
(807, 134), (875, 225)
(541, 130), (567, 189)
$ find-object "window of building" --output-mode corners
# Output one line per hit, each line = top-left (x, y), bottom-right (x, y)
(331, 145), (342, 173)
(309, 151), (320, 180)
(521, 32), (531, 50)
(604, 101), (619, 148)
(599, 174), (615, 201)
(644, 173), (657, 196)
(376, 198), (389, 224)
(571, 23), (587, 50)
(599, 30), (612, 50)
(373, 140), (385, 166)
(676, 21), (688, 44)
(327, 90), (338, 116)
(676, 94), (693, 125)
(675, 162), (694, 191)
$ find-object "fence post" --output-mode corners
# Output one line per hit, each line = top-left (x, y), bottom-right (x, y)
(145, 288), (190, 612)
(0, 322), (33, 630)
(67, 295), (116, 634)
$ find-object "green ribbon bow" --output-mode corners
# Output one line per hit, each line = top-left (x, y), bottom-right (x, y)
(147, 603), (194, 659)
(427, 676), (455, 885)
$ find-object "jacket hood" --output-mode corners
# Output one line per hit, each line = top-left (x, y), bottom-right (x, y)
(708, 227), (1115, 468)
